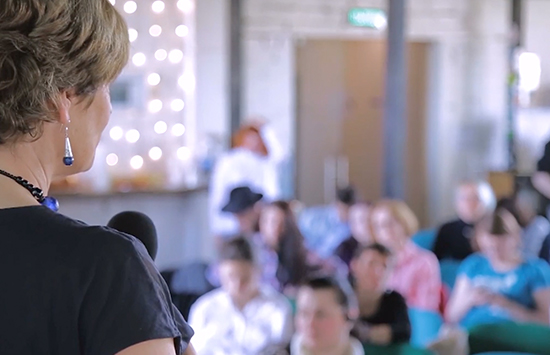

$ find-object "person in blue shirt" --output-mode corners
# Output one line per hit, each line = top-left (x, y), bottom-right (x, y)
(298, 186), (357, 259)
(446, 208), (550, 329)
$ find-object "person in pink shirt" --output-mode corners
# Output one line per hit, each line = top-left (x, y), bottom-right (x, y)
(370, 200), (442, 312)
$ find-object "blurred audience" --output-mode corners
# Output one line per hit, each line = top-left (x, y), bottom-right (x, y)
(299, 186), (357, 259)
(370, 200), (442, 312)
(446, 209), (550, 329)
(433, 180), (496, 261)
(292, 276), (364, 355)
(255, 201), (346, 295)
(189, 237), (293, 354)
(532, 139), (550, 218)
(515, 188), (550, 262)
(334, 202), (373, 268)
(209, 122), (285, 237)
(350, 243), (411, 345)
(219, 186), (263, 239)
(255, 201), (310, 292)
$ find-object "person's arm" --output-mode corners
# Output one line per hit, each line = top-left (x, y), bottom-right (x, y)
(486, 260), (550, 326)
(183, 344), (197, 355)
(79, 235), (194, 355)
(366, 325), (392, 345)
(532, 172), (550, 199)
(488, 288), (550, 325)
(445, 276), (491, 324)
(387, 293), (411, 344)
(117, 340), (197, 355)
(413, 254), (442, 312)
(260, 124), (287, 165)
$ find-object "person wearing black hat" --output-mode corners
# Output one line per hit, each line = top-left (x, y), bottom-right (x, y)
(220, 186), (264, 239)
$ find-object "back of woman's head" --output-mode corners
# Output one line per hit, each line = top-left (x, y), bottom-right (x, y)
(268, 200), (309, 285)
(0, 0), (129, 144)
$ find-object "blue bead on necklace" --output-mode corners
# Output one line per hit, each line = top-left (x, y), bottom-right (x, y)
(0, 169), (59, 212)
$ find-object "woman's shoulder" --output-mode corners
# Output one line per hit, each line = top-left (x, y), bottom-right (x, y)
(457, 253), (490, 275)
(462, 252), (487, 264)
(25, 207), (149, 263)
(409, 242), (439, 264)
(522, 257), (550, 274)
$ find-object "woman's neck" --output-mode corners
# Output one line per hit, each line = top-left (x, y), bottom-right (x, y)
(392, 239), (408, 255)
(0, 144), (51, 191)
(355, 287), (383, 316)
(304, 340), (351, 355)
(0, 144), (52, 208)
(489, 254), (522, 272)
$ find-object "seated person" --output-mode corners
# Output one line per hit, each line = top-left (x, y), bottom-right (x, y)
(255, 201), (310, 292)
(433, 180), (496, 261)
(218, 186), (263, 240)
(350, 243), (411, 345)
(189, 237), (293, 354)
(334, 202), (373, 268)
(446, 209), (550, 329)
(370, 200), (442, 312)
(299, 186), (357, 259)
(255, 201), (346, 295)
(532, 139), (550, 217)
(515, 188), (550, 262)
(292, 276), (364, 355)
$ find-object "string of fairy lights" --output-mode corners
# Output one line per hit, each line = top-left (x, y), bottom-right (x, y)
(102, 0), (195, 180)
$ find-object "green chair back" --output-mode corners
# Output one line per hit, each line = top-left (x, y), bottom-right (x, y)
(363, 343), (434, 355)
(468, 322), (550, 355)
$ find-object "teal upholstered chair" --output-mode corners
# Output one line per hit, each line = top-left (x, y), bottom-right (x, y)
(408, 308), (443, 348)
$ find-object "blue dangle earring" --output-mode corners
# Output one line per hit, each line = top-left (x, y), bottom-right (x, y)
(63, 125), (74, 166)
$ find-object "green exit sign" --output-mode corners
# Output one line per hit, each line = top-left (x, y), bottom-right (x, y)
(347, 8), (387, 29)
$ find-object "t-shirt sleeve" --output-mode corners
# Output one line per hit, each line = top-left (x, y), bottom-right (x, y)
(412, 252), (442, 312)
(387, 292), (411, 343)
(530, 259), (550, 293)
(78, 233), (193, 355)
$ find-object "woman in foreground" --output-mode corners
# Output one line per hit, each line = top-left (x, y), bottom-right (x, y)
(0, 0), (194, 354)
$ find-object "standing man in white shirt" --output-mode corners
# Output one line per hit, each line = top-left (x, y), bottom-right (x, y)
(189, 237), (293, 355)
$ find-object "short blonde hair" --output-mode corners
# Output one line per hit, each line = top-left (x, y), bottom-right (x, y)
(370, 199), (419, 238)
(0, 0), (129, 144)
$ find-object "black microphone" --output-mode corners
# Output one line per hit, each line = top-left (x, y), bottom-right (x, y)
(107, 211), (158, 261)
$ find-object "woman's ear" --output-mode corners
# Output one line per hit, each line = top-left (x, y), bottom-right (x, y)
(56, 91), (72, 125)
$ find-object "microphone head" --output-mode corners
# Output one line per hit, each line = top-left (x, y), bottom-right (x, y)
(107, 211), (158, 260)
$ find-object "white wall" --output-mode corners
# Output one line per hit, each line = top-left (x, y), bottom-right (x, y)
(195, 0), (230, 145)
(518, 0), (550, 173)
(241, 0), (510, 224)
(57, 190), (210, 271)
(525, 0), (550, 106)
